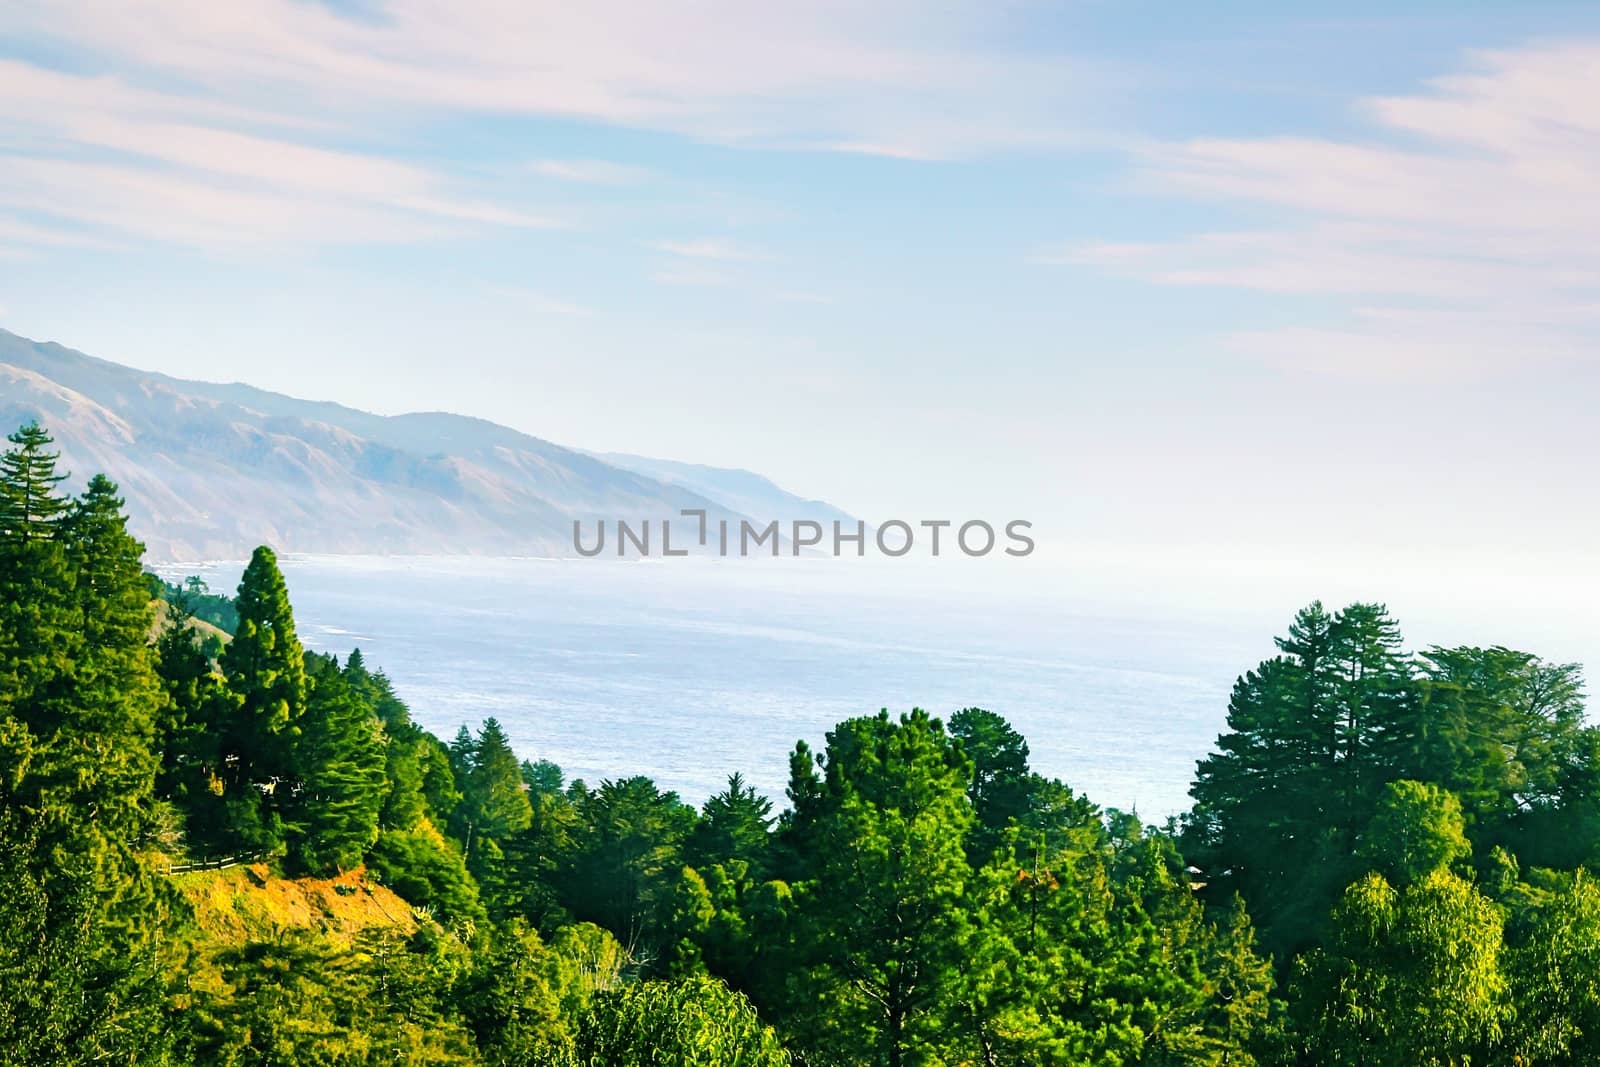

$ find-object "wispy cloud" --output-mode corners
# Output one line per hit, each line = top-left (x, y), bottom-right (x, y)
(649, 265), (733, 288)
(529, 159), (654, 186)
(0, 60), (563, 248)
(1052, 40), (1600, 379)
(3, 0), (1090, 158)
(0, 0), (1094, 252)
(652, 238), (764, 261)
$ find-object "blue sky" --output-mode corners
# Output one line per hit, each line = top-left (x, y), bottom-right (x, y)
(1, 1), (1598, 602)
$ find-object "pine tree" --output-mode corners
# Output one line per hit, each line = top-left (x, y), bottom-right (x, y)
(447, 725), (477, 786)
(0, 422), (69, 543)
(1327, 603), (1415, 822)
(288, 655), (386, 874)
(153, 597), (232, 852)
(58, 475), (163, 848)
(564, 775), (695, 948)
(1187, 601), (1421, 961)
(689, 772), (773, 877)
(218, 545), (307, 853)
(950, 706), (1037, 859)
(462, 717), (532, 846)
(0, 423), (78, 804)
(343, 650), (429, 830)
(788, 710), (976, 1066)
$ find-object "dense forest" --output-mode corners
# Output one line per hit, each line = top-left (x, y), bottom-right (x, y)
(3, 417), (1600, 1065)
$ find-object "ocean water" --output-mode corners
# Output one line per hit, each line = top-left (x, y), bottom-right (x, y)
(159, 555), (1272, 820)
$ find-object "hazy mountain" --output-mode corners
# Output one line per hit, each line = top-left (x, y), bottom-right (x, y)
(0, 329), (852, 562)
(596, 452), (859, 530)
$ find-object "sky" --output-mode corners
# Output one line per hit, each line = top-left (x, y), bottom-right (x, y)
(0, 0), (1598, 622)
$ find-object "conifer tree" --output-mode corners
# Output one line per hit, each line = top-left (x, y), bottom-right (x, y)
(218, 545), (307, 852)
(1188, 601), (1419, 960)
(950, 706), (1037, 859)
(153, 596), (232, 851)
(689, 772), (773, 877)
(788, 710), (976, 1066)
(0, 423), (78, 807)
(461, 717), (532, 848)
(0, 421), (69, 542)
(343, 650), (431, 831)
(288, 655), (386, 874)
(564, 775), (695, 948)
(59, 475), (163, 849)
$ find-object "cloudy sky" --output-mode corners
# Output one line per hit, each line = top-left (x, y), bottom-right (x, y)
(1, 1), (1597, 604)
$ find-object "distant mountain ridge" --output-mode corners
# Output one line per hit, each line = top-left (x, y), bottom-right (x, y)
(0, 329), (853, 561)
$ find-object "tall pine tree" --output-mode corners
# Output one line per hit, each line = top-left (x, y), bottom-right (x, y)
(218, 545), (307, 853)
(59, 475), (163, 850)
(0, 423), (78, 810)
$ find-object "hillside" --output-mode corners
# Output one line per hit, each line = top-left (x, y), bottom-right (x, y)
(0, 329), (852, 561)
(149, 599), (232, 647)
(174, 863), (420, 946)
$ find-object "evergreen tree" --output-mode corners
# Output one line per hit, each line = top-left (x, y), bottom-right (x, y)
(153, 601), (233, 853)
(218, 545), (307, 852)
(1412, 646), (1588, 848)
(0, 824), (174, 1066)
(457, 717), (532, 856)
(344, 651), (430, 830)
(563, 775), (695, 950)
(0, 423), (79, 815)
(950, 706), (1037, 859)
(288, 654), (386, 874)
(0, 421), (70, 542)
(1188, 602), (1419, 960)
(1326, 603), (1415, 822)
(58, 475), (163, 850)
(788, 709), (976, 1067)
(688, 772), (773, 877)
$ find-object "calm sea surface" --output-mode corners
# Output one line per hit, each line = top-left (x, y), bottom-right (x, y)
(159, 555), (1271, 819)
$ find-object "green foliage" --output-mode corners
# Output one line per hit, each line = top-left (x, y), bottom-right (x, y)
(0, 826), (175, 1066)
(146, 573), (239, 634)
(218, 545), (308, 854)
(457, 921), (580, 1066)
(1186, 601), (1594, 965)
(0, 420), (70, 539)
(689, 771), (773, 876)
(1290, 869), (1506, 1065)
(563, 775), (696, 949)
(1503, 869), (1600, 1065)
(950, 705), (1037, 856)
(368, 822), (485, 925)
(0, 422), (80, 818)
(187, 927), (479, 1066)
(154, 591), (234, 852)
(289, 655), (387, 874)
(1358, 779), (1471, 885)
(13, 423), (1600, 1066)
(573, 975), (789, 1067)
(786, 709), (975, 1065)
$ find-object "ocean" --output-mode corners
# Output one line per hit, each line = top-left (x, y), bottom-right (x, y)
(155, 554), (1294, 820)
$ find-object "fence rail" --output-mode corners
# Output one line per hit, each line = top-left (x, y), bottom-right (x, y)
(166, 851), (264, 874)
